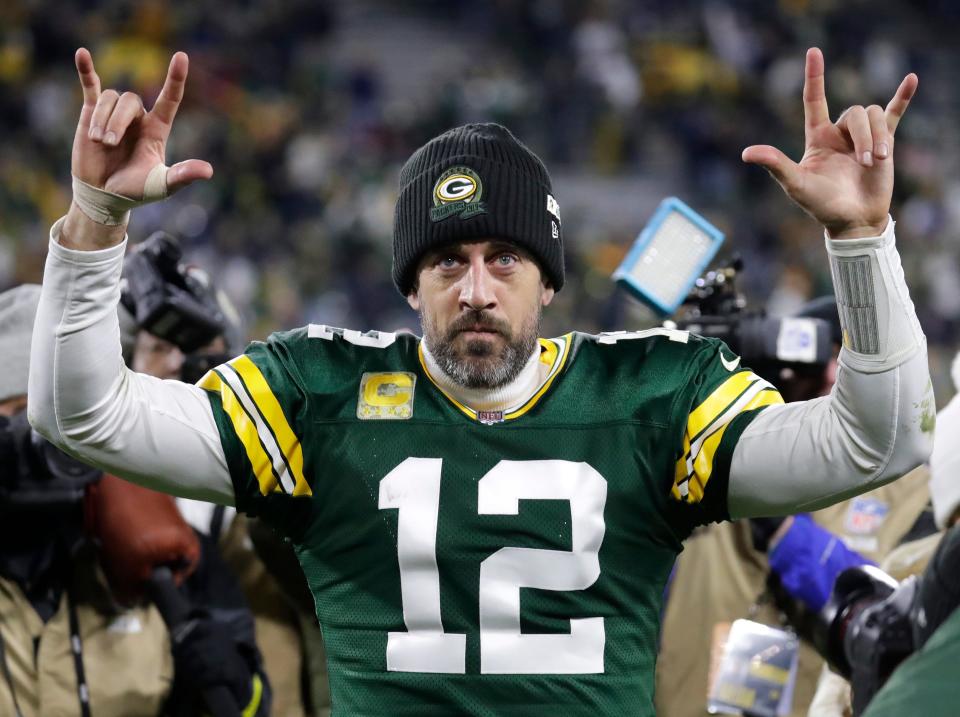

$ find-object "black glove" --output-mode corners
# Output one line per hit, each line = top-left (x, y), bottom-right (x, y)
(170, 609), (255, 711)
(749, 516), (786, 553)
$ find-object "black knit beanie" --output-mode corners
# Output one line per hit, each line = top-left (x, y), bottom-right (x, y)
(392, 123), (564, 295)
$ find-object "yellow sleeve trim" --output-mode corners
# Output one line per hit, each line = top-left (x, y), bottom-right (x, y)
(687, 370), (758, 440)
(673, 386), (784, 503)
(228, 356), (311, 497)
(197, 370), (281, 497)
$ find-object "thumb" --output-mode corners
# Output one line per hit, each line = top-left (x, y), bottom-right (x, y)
(742, 145), (801, 190)
(166, 159), (214, 194)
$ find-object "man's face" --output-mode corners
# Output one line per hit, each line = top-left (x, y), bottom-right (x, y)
(407, 239), (554, 389)
(132, 330), (226, 380)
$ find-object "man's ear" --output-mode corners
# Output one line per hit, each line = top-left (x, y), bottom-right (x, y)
(540, 283), (555, 307)
(407, 290), (421, 311)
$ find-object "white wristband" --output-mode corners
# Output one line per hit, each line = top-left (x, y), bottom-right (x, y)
(71, 163), (169, 226)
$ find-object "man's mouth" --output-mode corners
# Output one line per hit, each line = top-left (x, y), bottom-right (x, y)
(459, 330), (501, 344)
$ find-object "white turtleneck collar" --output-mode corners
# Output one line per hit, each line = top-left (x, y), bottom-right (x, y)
(420, 340), (550, 412)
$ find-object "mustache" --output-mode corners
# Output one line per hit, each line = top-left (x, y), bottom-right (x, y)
(445, 310), (512, 340)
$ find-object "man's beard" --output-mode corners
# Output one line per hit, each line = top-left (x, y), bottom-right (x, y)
(422, 308), (541, 390)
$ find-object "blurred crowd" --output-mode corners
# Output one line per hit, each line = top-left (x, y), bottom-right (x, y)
(2, 0), (960, 398)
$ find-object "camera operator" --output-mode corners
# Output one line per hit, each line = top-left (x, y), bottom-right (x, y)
(655, 285), (931, 717)
(120, 232), (326, 717)
(806, 357), (960, 717)
(0, 284), (267, 717)
(859, 539), (960, 717)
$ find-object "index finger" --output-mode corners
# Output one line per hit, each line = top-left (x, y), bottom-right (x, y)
(75, 48), (101, 106)
(885, 73), (918, 133)
(803, 47), (830, 135)
(150, 51), (189, 126)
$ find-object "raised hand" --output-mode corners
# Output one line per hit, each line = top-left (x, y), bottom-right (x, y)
(72, 47), (213, 202)
(742, 48), (917, 239)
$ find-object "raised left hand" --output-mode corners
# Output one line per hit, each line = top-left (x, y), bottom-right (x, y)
(742, 47), (917, 239)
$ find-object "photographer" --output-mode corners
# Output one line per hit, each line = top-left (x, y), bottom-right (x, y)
(120, 232), (323, 716)
(0, 284), (267, 717)
(806, 359), (960, 717)
(656, 293), (931, 717)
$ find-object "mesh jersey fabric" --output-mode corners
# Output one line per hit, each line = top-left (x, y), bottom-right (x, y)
(198, 327), (782, 716)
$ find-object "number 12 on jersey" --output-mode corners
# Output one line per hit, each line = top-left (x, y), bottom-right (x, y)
(378, 458), (608, 674)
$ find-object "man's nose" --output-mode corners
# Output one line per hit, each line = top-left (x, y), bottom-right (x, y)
(458, 257), (497, 311)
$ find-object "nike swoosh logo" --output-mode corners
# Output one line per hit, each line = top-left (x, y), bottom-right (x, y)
(720, 353), (741, 372)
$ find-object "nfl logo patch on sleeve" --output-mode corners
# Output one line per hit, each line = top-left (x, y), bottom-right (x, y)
(358, 372), (416, 420)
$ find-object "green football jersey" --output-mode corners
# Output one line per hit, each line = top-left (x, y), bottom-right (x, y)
(199, 326), (782, 716)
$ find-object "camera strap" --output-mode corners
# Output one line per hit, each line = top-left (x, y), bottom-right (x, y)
(209, 505), (226, 543)
(0, 627), (25, 717)
(66, 591), (92, 717)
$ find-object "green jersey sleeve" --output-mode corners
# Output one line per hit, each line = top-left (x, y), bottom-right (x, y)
(670, 337), (784, 521)
(197, 332), (312, 517)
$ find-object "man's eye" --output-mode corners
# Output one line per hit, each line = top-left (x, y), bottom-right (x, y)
(495, 254), (517, 266)
(439, 257), (459, 268)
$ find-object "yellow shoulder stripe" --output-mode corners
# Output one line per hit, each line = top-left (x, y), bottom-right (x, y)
(673, 377), (784, 504)
(197, 370), (281, 497)
(228, 356), (311, 497)
(687, 370), (757, 440)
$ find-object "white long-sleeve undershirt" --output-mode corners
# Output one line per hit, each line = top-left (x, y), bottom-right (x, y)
(728, 218), (933, 518)
(28, 218), (234, 504)
(28, 216), (933, 517)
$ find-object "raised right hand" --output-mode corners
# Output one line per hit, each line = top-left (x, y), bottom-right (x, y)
(72, 47), (213, 201)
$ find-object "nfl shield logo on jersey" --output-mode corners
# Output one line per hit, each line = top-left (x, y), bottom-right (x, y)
(357, 372), (416, 420)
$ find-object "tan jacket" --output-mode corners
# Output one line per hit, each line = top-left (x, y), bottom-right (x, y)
(0, 551), (173, 717)
(655, 466), (930, 717)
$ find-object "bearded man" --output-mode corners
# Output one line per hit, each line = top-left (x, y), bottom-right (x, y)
(29, 47), (932, 716)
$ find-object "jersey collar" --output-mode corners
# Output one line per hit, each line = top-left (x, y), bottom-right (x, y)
(418, 335), (571, 423)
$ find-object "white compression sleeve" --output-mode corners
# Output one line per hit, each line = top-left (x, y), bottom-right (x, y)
(728, 219), (934, 518)
(28, 217), (234, 505)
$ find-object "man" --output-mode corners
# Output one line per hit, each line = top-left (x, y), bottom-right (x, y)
(808, 356), (960, 717)
(0, 286), (267, 717)
(29, 46), (932, 715)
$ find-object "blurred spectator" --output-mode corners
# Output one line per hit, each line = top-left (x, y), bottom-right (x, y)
(808, 350), (960, 716)
(0, 284), (268, 716)
(119, 231), (325, 715)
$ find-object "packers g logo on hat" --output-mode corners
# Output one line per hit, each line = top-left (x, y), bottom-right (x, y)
(430, 166), (488, 222)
